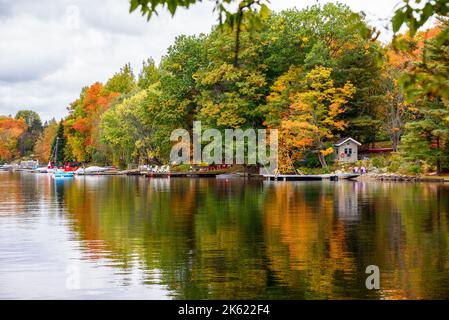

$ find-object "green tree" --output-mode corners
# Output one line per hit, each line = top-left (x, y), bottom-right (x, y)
(401, 99), (449, 174)
(50, 121), (67, 165)
(15, 110), (42, 129)
(158, 34), (208, 129)
(138, 58), (160, 89)
(194, 25), (267, 128)
(105, 63), (136, 94)
(101, 87), (170, 167)
(129, 0), (270, 65)
(15, 110), (43, 156)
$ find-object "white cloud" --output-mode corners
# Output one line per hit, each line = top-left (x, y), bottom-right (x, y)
(0, 0), (407, 121)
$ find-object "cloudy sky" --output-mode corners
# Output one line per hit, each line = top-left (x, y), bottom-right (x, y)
(0, 0), (405, 121)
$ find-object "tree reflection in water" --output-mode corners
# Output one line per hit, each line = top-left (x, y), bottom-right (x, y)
(54, 177), (449, 299)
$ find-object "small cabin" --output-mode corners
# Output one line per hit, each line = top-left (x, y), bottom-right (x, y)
(334, 137), (361, 163)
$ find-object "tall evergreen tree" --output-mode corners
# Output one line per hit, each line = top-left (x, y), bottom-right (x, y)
(50, 121), (67, 165)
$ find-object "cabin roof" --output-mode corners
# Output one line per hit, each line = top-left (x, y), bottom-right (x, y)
(334, 137), (362, 147)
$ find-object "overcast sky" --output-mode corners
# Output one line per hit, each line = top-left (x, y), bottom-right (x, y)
(0, 0), (405, 121)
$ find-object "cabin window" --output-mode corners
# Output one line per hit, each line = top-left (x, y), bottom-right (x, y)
(348, 148), (353, 155)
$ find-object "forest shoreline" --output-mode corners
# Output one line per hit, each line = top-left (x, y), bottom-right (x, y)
(3, 165), (449, 184)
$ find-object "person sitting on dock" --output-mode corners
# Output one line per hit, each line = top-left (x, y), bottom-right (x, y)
(353, 166), (359, 174)
(361, 166), (367, 174)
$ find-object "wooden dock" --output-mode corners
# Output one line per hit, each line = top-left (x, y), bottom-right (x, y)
(145, 171), (225, 178)
(263, 173), (360, 181)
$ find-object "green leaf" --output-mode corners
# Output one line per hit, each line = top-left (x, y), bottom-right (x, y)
(420, 3), (434, 25)
(129, 0), (140, 13)
(392, 10), (405, 33)
(167, 0), (177, 16)
(259, 4), (270, 20)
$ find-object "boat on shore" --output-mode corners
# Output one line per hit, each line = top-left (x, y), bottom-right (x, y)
(33, 166), (52, 173)
(0, 164), (20, 171)
(75, 166), (115, 175)
(50, 137), (75, 179)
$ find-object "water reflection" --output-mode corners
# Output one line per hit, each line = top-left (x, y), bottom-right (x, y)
(0, 172), (449, 299)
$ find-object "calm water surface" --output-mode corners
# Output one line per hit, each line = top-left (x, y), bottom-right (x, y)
(1, 171), (449, 299)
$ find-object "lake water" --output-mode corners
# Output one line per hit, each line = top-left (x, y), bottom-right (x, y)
(0, 171), (448, 299)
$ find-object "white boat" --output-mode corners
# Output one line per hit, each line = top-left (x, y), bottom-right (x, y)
(33, 167), (53, 173)
(84, 166), (109, 173)
(74, 166), (110, 175)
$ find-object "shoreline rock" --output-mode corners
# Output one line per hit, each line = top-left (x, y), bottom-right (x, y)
(363, 173), (449, 183)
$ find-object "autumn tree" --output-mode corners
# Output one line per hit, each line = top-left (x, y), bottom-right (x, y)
(402, 20), (449, 103)
(260, 4), (384, 144)
(0, 116), (27, 162)
(381, 25), (442, 152)
(34, 119), (58, 163)
(400, 21), (449, 174)
(64, 83), (119, 162)
(100, 88), (169, 167)
(273, 66), (355, 170)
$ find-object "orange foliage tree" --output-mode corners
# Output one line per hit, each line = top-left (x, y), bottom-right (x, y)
(64, 83), (119, 162)
(0, 116), (27, 161)
(388, 25), (441, 70)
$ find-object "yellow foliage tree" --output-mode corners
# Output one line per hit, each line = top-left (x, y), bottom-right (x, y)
(278, 66), (355, 170)
(34, 120), (59, 163)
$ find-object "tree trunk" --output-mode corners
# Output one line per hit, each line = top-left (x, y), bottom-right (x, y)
(318, 152), (328, 168)
(233, 9), (243, 67)
(391, 132), (399, 152)
(436, 136), (441, 176)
